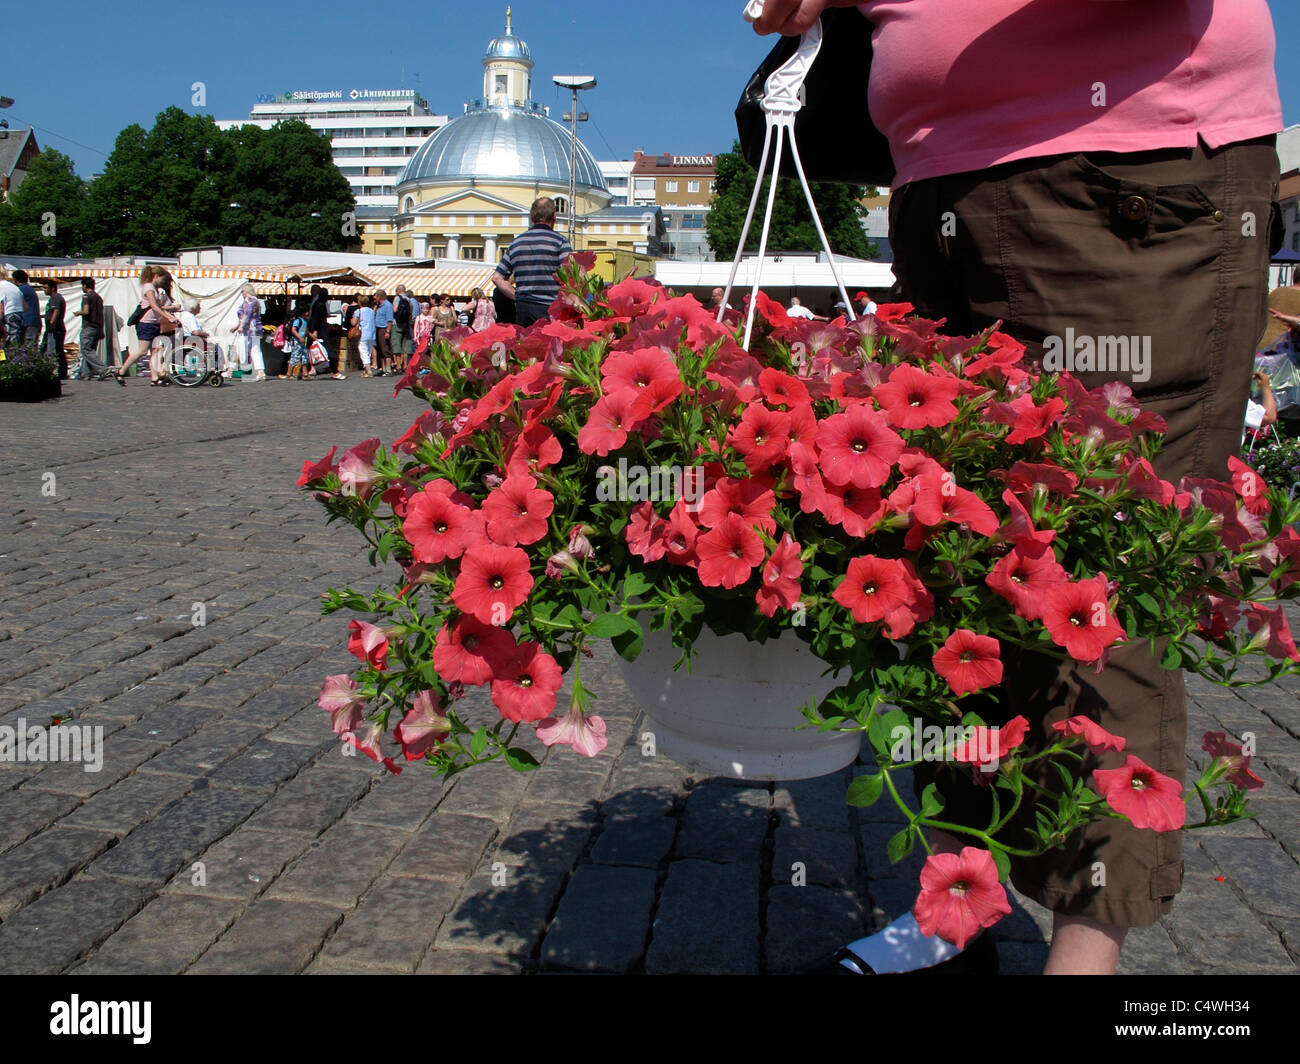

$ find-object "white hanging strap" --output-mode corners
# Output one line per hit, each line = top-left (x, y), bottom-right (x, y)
(721, 0), (857, 349)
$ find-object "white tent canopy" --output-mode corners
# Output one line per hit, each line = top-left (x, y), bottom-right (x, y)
(655, 256), (897, 304)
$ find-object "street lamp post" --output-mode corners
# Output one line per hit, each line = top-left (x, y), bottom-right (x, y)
(552, 76), (595, 249)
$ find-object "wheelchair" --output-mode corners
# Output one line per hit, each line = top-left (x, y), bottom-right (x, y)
(166, 337), (227, 387)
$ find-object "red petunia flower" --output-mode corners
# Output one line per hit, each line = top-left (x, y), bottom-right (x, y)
(602, 347), (682, 412)
(910, 472), (1000, 536)
(452, 544), (534, 626)
(337, 438), (383, 499)
(817, 405), (904, 489)
(952, 716), (1029, 771)
(985, 540), (1070, 620)
(394, 690), (451, 761)
(820, 480), (886, 537)
(1039, 574), (1127, 662)
(1051, 715), (1127, 755)
(696, 513), (765, 589)
(1092, 755), (1186, 831)
(1003, 395), (1066, 445)
(318, 674), (364, 737)
(756, 533), (803, 618)
(832, 555), (913, 625)
(403, 481), (483, 564)
(663, 498), (699, 566)
(1227, 455), (1271, 516)
(759, 367), (811, 407)
(731, 404), (792, 473)
(577, 388), (654, 456)
(626, 501), (669, 562)
(434, 616), (516, 686)
(490, 641), (563, 722)
(296, 446), (338, 486)
(698, 477), (778, 534)
(932, 629), (1003, 697)
(347, 620), (389, 671)
(912, 847), (1012, 949)
(1245, 603), (1300, 662)
(505, 424), (563, 475)
(482, 473), (555, 547)
(1201, 732), (1264, 791)
(872, 363), (960, 430)
(1004, 461), (1078, 498)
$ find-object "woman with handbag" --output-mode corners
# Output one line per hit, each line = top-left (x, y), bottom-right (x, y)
(752, 0), (1283, 978)
(148, 269), (182, 386)
(470, 287), (496, 332)
(113, 265), (161, 384)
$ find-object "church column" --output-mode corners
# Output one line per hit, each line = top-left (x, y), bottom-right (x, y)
(483, 234), (498, 262)
(412, 232), (428, 258)
(446, 233), (460, 260)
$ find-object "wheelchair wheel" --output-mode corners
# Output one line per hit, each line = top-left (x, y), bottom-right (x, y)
(207, 372), (224, 387)
(168, 341), (208, 388)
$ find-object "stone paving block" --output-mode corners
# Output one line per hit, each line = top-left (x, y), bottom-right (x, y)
(263, 705), (335, 748)
(165, 827), (312, 901)
(73, 894), (245, 975)
(114, 702), (217, 744)
(435, 864), (567, 957)
(16, 736), (164, 799)
(59, 771), (193, 834)
(0, 877), (146, 975)
(206, 738), (317, 793)
(90, 784), (264, 884)
(416, 949), (520, 975)
(589, 815), (677, 868)
(541, 864), (658, 972)
(434, 769), (531, 822)
(1116, 922), (1187, 975)
(1252, 803), (1300, 860)
(1166, 849), (1294, 969)
(0, 788), (80, 853)
(1200, 836), (1300, 918)
(495, 806), (598, 874)
(220, 684), (320, 726)
(316, 876), (462, 972)
(646, 859), (761, 975)
(765, 884), (867, 973)
(344, 770), (443, 831)
(523, 764), (613, 805)
(385, 813), (499, 880)
(598, 786), (679, 821)
(137, 724), (266, 778)
(772, 826), (857, 887)
(773, 771), (855, 830)
(267, 822), (408, 908)
(676, 783), (770, 863)
(187, 899), (344, 975)
(0, 826), (119, 918)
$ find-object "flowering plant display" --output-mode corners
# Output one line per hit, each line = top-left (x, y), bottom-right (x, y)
(1241, 429), (1300, 495)
(300, 256), (1299, 946)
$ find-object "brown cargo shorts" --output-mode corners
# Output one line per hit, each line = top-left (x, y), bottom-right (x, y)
(890, 135), (1282, 927)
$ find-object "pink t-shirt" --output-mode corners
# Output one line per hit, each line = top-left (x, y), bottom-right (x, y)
(858, 0), (1281, 187)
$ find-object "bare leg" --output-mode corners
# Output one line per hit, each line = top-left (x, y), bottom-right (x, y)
(1043, 914), (1126, 975)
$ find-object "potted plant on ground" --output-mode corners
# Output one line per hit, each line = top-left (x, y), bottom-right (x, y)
(300, 256), (1296, 947)
(0, 337), (61, 402)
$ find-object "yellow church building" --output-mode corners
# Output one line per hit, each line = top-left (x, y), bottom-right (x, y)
(361, 12), (665, 265)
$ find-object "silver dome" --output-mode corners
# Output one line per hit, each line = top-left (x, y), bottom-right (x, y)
(484, 31), (532, 63)
(398, 105), (608, 192)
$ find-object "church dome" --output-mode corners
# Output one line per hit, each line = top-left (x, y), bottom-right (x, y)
(397, 104), (607, 192)
(483, 30), (531, 63)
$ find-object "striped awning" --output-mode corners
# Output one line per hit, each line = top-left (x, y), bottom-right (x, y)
(348, 266), (498, 298)
(25, 264), (371, 290)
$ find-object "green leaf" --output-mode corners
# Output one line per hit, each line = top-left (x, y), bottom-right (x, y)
(1160, 640), (1182, 670)
(611, 622), (645, 662)
(469, 727), (488, 759)
(990, 847), (1011, 882)
(504, 747), (541, 772)
(586, 612), (641, 639)
(847, 773), (884, 808)
(887, 826), (915, 864)
(623, 571), (651, 600)
(919, 782), (945, 819)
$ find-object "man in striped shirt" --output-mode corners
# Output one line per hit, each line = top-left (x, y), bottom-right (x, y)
(493, 197), (573, 328)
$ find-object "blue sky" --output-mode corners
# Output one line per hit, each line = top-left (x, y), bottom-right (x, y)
(5, 1), (1300, 179)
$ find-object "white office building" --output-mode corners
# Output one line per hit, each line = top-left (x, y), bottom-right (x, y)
(216, 90), (448, 211)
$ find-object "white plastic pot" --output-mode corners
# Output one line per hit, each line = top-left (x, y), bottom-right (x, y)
(616, 622), (861, 781)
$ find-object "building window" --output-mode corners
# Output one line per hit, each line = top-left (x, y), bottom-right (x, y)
(403, 197), (415, 213)
(665, 180), (678, 193)
(461, 246), (485, 260)
(496, 74), (508, 95)
(688, 180), (700, 193)
(680, 213), (705, 229)
(633, 178), (655, 194)
(662, 214), (674, 229)
(555, 198), (568, 216)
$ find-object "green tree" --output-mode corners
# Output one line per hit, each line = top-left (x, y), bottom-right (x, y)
(706, 143), (877, 261)
(0, 149), (89, 255)
(80, 110), (229, 256)
(223, 120), (356, 250)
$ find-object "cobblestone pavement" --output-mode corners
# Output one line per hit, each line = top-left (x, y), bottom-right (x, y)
(0, 376), (1296, 976)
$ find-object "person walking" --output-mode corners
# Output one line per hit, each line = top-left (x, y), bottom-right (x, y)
(284, 297), (311, 380)
(70, 277), (106, 380)
(754, 0), (1284, 978)
(413, 297), (436, 354)
(372, 289), (394, 376)
(232, 284), (267, 382)
(148, 269), (182, 386)
(41, 280), (68, 378)
(338, 294), (360, 372)
(308, 284), (345, 380)
(390, 284), (418, 373)
(12, 270), (42, 344)
(492, 196), (573, 328)
(469, 286), (496, 332)
(113, 265), (169, 384)
(355, 294), (377, 377)
(0, 270), (24, 350)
